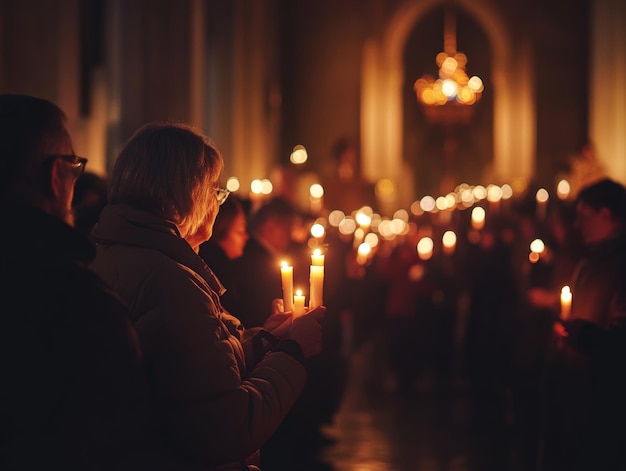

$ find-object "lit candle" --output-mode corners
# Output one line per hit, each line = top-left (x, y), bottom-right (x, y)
(442, 230), (457, 255)
(471, 206), (485, 230)
(416, 236), (433, 261)
(356, 242), (371, 265)
(311, 248), (325, 266)
(309, 265), (324, 308)
(293, 289), (306, 317)
(560, 285), (572, 321)
(280, 261), (294, 312)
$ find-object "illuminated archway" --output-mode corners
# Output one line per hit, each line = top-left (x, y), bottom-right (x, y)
(361, 0), (535, 207)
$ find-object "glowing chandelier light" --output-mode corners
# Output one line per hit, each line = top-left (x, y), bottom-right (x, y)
(414, 5), (484, 108)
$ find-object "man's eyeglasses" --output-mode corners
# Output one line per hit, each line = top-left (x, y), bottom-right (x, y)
(215, 187), (230, 206)
(46, 154), (88, 178)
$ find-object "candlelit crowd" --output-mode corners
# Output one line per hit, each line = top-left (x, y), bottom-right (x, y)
(2, 93), (626, 471)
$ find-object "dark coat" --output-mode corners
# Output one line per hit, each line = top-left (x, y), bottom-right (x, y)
(233, 236), (284, 328)
(0, 201), (167, 470)
(91, 204), (306, 470)
(540, 232), (626, 471)
(198, 241), (245, 319)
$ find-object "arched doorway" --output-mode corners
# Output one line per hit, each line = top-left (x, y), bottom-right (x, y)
(361, 0), (535, 209)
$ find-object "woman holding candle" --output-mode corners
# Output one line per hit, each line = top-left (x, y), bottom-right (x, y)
(90, 122), (325, 471)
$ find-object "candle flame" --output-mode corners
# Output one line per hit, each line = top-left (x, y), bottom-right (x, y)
(313, 248), (321, 256)
(296, 289), (303, 296)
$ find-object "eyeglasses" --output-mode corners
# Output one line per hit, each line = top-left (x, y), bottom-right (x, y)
(215, 187), (230, 206)
(46, 154), (88, 178)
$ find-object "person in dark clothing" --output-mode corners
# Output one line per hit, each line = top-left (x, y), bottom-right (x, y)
(90, 122), (325, 470)
(72, 170), (108, 238)
(539, 178), (626, 471)
(235, 196), (299, 328)
(198, 194), (249, 315)
(0, 94), (173, 470)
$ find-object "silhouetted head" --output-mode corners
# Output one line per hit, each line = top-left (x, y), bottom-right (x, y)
(0, 94), (85, 225)
(575, 178), (626, 244)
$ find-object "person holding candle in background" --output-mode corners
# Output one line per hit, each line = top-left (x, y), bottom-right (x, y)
(233, 196), (334, 470)
(234, 196), (301, 328)
(538, 178), (626, 471)
(90, 122), (325, 470)
(197, 194), (249, 316)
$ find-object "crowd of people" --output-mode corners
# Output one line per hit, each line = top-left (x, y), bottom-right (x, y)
(1, 93), (625, 471)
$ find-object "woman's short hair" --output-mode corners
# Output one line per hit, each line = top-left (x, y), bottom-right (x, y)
(109, 121), (223, 234)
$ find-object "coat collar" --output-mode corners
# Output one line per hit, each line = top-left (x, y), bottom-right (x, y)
(92, 204), (225, 296)
(1, 199), (95, 264)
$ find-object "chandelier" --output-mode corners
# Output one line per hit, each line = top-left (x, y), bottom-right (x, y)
(414, 5), (484, 112)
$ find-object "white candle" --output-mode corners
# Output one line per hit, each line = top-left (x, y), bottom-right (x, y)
(471, 206), (485, 230)
(442, 230), (457, 255)
(311, 248), (325, 266)
(293, 289), (306, 317)
(309, 265), (324, 308)
(281, 261), (294, 312)
(560, 285), (572, 321)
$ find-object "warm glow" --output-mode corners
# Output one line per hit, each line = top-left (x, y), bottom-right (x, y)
(560, 285), (572, 320)
(355, 210), (372, 228)
(390, 218), (408, 235)
(473, 185), (487, 200)
(364, 232), (379, 248)
(471, 206), (486, 229)
(417, 237), (434, 260)
(442, 230), (457, 254)
(410, 200), (424, 216)
(290, 145), (308, 164)
(310, 223), (325, 238)
(378, 220), (394, 240)
(557, 179), (571, 200)
(436, 196), (448, 211)
(530, 238), (545, 254)
(536, 188), (549, 203)
(375, 178), (395, 199)
(357, 242), (371, 256)
(460, 188), (475, 206)
(250, 179), (263, 194)
(414, 7), (483, 108)
(420, 195), (436, 212)
(501, 184), (513, 199)
(309, 183), (324, 198)
(338, 217), (357, 235)
(445, 193), (457, 208)
(356, 242), (371, 265)
(226, 177), (240, 192)
(260, 179), (273, 195)
(393, 209), (409, 222)
(486, 184), (503, 202)
(328, 210), (345, 227)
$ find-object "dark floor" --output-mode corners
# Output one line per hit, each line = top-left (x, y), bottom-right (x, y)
(307, 339), (537, 471)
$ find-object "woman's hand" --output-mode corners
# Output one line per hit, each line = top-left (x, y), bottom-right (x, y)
(263, 299), (293, 338)
(287, 305), (326, 358)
